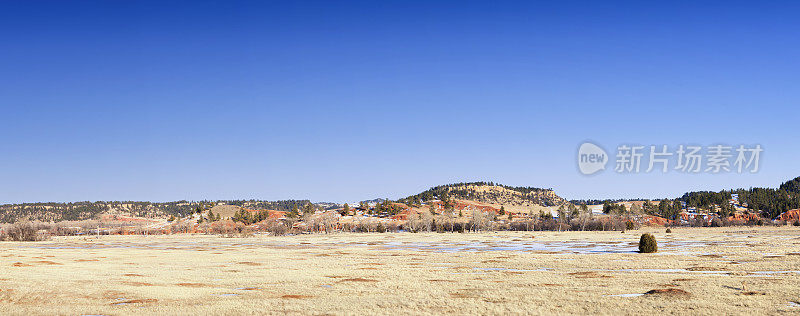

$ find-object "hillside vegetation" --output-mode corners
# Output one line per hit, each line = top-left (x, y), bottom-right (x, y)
(399, 182), (567, 207)
(0, 200), (312, 223)
(679, 176), (800, 219)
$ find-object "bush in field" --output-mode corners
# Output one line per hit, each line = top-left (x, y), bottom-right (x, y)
(793, 221), (800, 227)
(377, 223), (386, 233)
(665, 228), (672, 233)
(638, 233), (657, 253)
(209, 220), (238, 235)
(625, 221), (635, 230)
(254, 219), (290, 236)
(4, 222), (44, 241)
(225, 226), (254, 238)
(710, 217), (724, 227)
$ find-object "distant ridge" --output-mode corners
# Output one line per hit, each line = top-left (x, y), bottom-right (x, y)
(398, 182), (567, 207)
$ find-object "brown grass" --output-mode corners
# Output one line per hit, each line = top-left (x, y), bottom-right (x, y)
(112, 298), (157, 305)
(1, 228), (799, 315)
(568, 271), (611, 278)
(33, 260), (62, 265)
(686, 266), (726, 271)
(338, 278), (378, 283)
(122, 281), (154, 286)
(175, 283), (209, 287)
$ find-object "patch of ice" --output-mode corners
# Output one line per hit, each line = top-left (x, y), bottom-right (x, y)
(605, 293), (644, 297)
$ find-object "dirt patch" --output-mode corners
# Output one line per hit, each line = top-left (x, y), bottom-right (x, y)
(358, 267), (378, 270)
(450, 292), (476, 298)
(699, 254), (723, 258)
(123, 273), (145, 277)
(482, 260), (503, 263)
(31, 260), (62, 265)
(741, 291), (766, 296)
(122, 281), (154, 286)
(176, 283), (210, 287)
(786, 252), (800, 256)
(11, 262), (31, 267)
(484, 298), (507, 303)
(568, 271), (611, 279)
(450, 288), (483, 299)
(281, 295), (313, 299)
(429, 279), (456, 283)
(673, 278), (695, 282)
(338, 278), (378, 283)
(75, 259), (100, 262)
(237, 262), (261, 266)
(644, 288), (690, 296)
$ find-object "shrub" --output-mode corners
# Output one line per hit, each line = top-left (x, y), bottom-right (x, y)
(4, 222), (44, 241)
(625, 221), (635, 230)
(665, 228), (672, 233)
(638, 233), (657, 253)
(266, 221), (289, 236)
(377, 223), (386, 233)
(710, 218), (723, 227)
(794, 221), (800, 227)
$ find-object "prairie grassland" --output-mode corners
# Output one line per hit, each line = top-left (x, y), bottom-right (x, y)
(1, 227), (799, 315)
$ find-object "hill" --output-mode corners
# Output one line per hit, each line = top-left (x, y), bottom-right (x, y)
(678, 176), (800, 219)
(0, 199), (314, 223)
(398, 182), (567, 207)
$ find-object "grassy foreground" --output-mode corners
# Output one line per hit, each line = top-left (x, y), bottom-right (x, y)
(1, 228), (799, 315)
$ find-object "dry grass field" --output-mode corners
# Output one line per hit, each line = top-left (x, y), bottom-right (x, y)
(1, 227), (800, 315)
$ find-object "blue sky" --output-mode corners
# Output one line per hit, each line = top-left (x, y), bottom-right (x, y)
(2, 1), (799, 203)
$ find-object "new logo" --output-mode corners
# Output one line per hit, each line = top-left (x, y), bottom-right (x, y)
(578, 142), (608, 175)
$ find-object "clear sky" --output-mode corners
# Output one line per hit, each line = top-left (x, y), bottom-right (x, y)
(2, 1), (799, 204)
